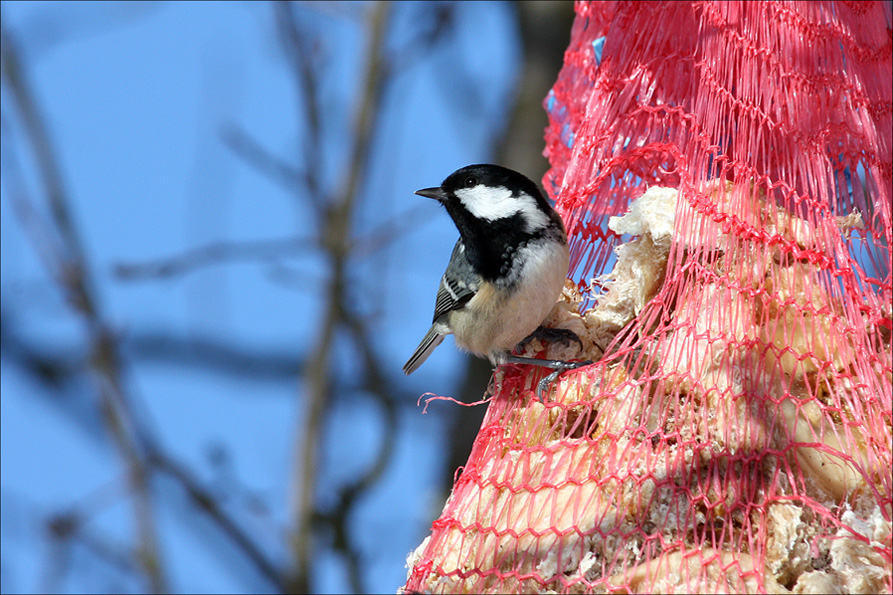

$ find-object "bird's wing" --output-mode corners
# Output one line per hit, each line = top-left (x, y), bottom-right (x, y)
(403, 240), (481, 376)
(432, 240), (481, 323)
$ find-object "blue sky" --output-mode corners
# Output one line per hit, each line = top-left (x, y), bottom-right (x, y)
(1, 2), (524, 592)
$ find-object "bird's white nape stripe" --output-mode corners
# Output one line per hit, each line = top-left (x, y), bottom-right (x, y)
(455, 185), (549, 232)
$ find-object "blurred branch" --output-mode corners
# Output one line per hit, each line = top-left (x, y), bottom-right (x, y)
(3, 322), (288, 591)
(275, 1), (327, 216)
(220, 123), (309, 195)
(114, 236), (315, 281)
(42, 511), (138, 593)
(388, 2), (455, 73)
(16, 2), (160, 62)
(1, 22), (86, 279)
(148, 451), (285, 592)
(1, 19), (168, 594)
(283, 1), (393, 593)
(3, 17), (295, 594)
(494, 0), (575, 182)
(127, 331), (303, 378)
(1, 143), (69, 291)
(349, 202), (440, 256)
(4, 319), (443, 401)
(0, 311), (78, 388)
(319, 297), (399, 592)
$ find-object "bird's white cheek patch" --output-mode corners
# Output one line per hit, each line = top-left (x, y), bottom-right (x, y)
(455, 186), (517, 220)
(455, 186), (549, 232)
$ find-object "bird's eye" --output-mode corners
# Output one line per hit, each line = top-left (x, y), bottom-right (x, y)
(464, 176), (478, 188)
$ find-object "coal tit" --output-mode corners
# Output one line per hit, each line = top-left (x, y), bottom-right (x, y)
(403, 164), (588, 397)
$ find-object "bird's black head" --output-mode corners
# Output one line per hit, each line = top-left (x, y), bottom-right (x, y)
(415, 164), (554, 234)
(440, 164), (545, 204)
(415, 164), (565, 281)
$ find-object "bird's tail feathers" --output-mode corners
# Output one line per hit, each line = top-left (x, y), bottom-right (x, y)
(403, 327), (445, 375)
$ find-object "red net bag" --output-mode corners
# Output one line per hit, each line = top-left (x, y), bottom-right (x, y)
(403, 2), (892, 593)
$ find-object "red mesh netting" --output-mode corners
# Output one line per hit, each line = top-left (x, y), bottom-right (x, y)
(403, 2), (892, 593)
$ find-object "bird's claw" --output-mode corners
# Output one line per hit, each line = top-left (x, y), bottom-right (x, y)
(534, 360), (591, 403)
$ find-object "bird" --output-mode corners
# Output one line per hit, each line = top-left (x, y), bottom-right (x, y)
(403, 164), (589, 399)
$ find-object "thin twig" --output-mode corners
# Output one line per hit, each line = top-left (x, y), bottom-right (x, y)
(220, 123), (309, 195)
(388, 2), (456, 73)
(275, 2), (327, 217)
(148, 452), (286, 592)
(286, 2), (393, 593)
(349, 202), (440, 256)
(42, 514), (138, 592)
(317, 298), (398, 593)
(114, 236), (315, 281)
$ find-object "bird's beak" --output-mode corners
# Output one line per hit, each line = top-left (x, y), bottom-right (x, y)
(415, 186), (448, 202)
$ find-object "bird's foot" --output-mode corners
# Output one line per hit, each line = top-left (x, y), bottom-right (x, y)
(501, 354), (592, 403)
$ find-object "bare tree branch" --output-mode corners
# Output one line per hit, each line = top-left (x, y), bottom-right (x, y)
(114, 236), (315, 281)
(148, 451), (285, 592)
(275, 1), (328, 216)
(42, 511), (138, 593)
(320, 298), (399, 593)
(4, 15), (313, 593)
(220, 123), (309, 196)
(285, 2), (393, 592)
(1, 20), (169, 594)
(387, 2), (456, 73)
(349, 202), (440, 256)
